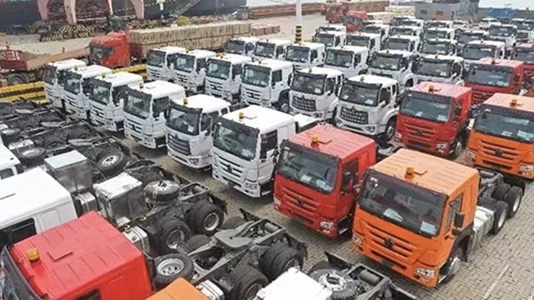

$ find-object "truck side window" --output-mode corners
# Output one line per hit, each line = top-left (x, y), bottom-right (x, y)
(343, 160), (359, 182)
(272, 70), (282, 84)
(0, 218), (37, 250)
(232, 64), (242, 79)
(196, 58), (206, 73)
(153, 96), (169, 116)
(354, 54), (361, 65)
(335, 36), (341, 46)
(112, 85), (127, 101)
(370, 39), (376, 49)
(445, 194), (463, 233)
(201, 111), (219, 131)
(391, 84), (397, 96)
(311, 50), (318, 60)
(76, 289), (101, 300)
(263, 131), (278, 151)
(0, 168), (14, 179)
(82, 78), (93, 95)
(221, 108), (229, 115)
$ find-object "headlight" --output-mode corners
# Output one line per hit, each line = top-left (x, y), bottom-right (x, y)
(466, 150), (475, 159)
(273, 197), (281, 206)
(313, 112), (323, 118)
(245, 182), (257, 190)
(352, 235), (362, 246)
(519, 165), (534, 172)
(395, 132), (402, 139)
(189, 158), (199, 165)
(320, 221), (335, 230)
(365, 126), (376, 133)
(436, 142), (448, 149)
(416, 268), (435, 278)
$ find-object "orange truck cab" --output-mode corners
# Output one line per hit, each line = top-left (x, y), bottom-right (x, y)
(352, 148), (523, 288)
(466, 93), (534, 185)
(513, 43), (534, 82)
(89, 31), (136, 69)
(464, 57), (524, 105)
(395, 82), (472, 159)
(273, 124), (376, 238)
(147, 279), (208, 300)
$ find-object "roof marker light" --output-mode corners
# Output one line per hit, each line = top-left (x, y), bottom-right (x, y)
(238, 111), (245, 119)
(311, 134), (319, 143)
(428, 84), (435, 93)
(510, 99), (518, 107)
(27, 248), (40, 262)
(139, 82), (144, 89)
(406, 166), (415, 176)
(183, 97), (188, 105)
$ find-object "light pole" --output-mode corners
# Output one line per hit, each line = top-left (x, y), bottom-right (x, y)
(295, 0), (302, 43)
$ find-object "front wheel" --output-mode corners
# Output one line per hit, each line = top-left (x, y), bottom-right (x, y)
(441, 247), (464, 284)
(381, 117), (396, 142)
(450, 137), (464, 159)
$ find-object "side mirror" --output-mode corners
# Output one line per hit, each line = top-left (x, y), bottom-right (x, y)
(153, 111), (160, 119)
(341, 171), (352, 192)
(205, 128), (211, 136)
(260, 139), (268, 159)
(453, 212), (465, 228)
(113, 97), (120, 106)
(514, 74), (520, 82)
(164, 108), (170, 119)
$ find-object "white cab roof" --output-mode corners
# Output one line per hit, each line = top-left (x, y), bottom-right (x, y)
(0, 168), (72, 228)
(318, 31), (346, 37)
(328, 45), (368, 54)
(173, 94), (229, 112)
(95, 72), (144, 87)
(349, 74), (397, 86)
(255, 268), (332, 300)
(377, 49), (413, 57)
(130, 80), (185, 98)
(181, 49), (217, 58)
(258, 39), (292, 46)
(223, 105), (295, 132)
(212, 53), (252, 64)
(235, 37), (260, 43)
(297, 66), (343, 77)
(393, 25), (420, 31)
(318, 24), (346, 31)
(349, 32), (380, 39)
(467, 40), (505, 47)
(156, 46), (186, 54)
(426, 27), (454, 33)
(289, 42), (324, 50)
(248, 59), (293, 70)
(390, 35), (420, 41)
(421, 54), (463, 63)
(0, 144), (19, 170)
(71, 65), (112, 78)
(462, 30), (488, 35)
(49, 59), (86, 70)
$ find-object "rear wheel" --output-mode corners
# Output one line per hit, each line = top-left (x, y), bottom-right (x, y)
(229, 265), (269, 300)
(503, 187), (522, 218)
(490, 201), (509, 235)
(156, 216), (192, 254)
(153, 253), (194, 288)
(186, 200), (224, 236)
(492, 183), (510, 200)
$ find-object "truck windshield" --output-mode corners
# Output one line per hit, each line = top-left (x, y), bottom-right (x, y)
(254, 42), (276, 58)
(474, 108), (534, 143)
(166, 105), (200, 135)
(465, 65), (512, 87)
(63, 71), (82, 94)
(390, 28), (414, 36)
(42, 65), (56, 85)
(401, 94), (452, 123)
(420, 41), (450, 55)
(175, 53), (195, 72)
(359, 173), (445, 237)
(362, 26), (381, 34)
(346, 36), (369, 47)
(147, 50), (166, 68)
(277, 142), (338, 194)
(369, 54), (401, 71)
(124, 89), (151, 119)
(515, 49), (534, 65)
(89, 79), (112, 104)
(291, 73), (325, 95)
(414, 59), (452, 78)
(207, 59), (231, 80)
(213, 118), (258, 161)
(285, 46), (310, 63)
(517, 31), (529, 39)
(314, 33), (335, 47)
(424, 30), (449, 40)
(1, 248), (41, 300)
(225, 40), (245, 55)
(325, 50), (354, 68)
(489, 26), (516, 37)
(339, 81), (380, 106)
(400, 20), (419, 27)
(427, 21), (448, 28)
(462, 45), (496, 60)
(384, 38), (410, 51)
(458, 33), (483, 44)
(243, 65), (270, 87)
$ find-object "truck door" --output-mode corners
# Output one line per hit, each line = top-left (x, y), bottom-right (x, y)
(271, 70), (283, 101)
(451, 99), (463, 136)
(231, 64), (243, 98)
(339, 159), (359, 233)
(259, 130), (279, 193)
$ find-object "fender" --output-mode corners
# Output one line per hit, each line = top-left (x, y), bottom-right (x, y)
(381, 109), (398, 127)
(403, 73), (415, 86)
(455, 80), (465, 86)
(328, 97), (339, 113)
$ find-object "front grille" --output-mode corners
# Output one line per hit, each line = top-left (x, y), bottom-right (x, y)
(217, 154), (243, 178)
(283, 187), (318, 222)
(339, 107), (368, 124)
(404, 122), (436, 142)
(480, 140), (517, 162)
(291, 96), (316, 112)
(168, 134), (191, 155)
(244, 88), (261, 103)
(126, 119), (142, 133)
(175, 74), (189, 85)
(367, 223), (415, 268)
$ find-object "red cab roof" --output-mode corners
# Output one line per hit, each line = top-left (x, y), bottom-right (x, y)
(289, 124), (375, 159)
(410, 82), (472, 99)
(10, 211), (147, 299)
(475, 57), (524, 68)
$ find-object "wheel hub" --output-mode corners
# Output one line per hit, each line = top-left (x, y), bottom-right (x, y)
(102, 155), (119, 166)
(318, 272), (347, 292)
(448, 256), (462, 276)
(203, 212), (220, 232)
(283, 258), (301, 271)
(166, 229), (184, 249)
(497, 209), (506, 228)
(244, 283), (263, 300)
(157, 258), (184, 276)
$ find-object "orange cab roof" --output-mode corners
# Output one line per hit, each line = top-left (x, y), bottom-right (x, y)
(147, 278), (208, 300)
(289, 124), (375, 159)
(10, 211), (148, 299)
(475, 57), (524, 68)
(410, 82), (471, 99)
(483, 93), (534, 112)
(369, 148), (478, 195)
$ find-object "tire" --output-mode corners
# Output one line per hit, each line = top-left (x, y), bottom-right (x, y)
(6, 74), (26, 86)
(141, 171), (165, 186)
(186, 200), (224, 236)
(329, 107), (338, 125)
(277, 94), (289, 113)
(441, 247), (464, 284)
(0, 128), (21, 143)
(221, 216), (247, 230)
(450, 137), (464, 159)
(381, 117), (396, 142)
(308, 268), (358, 300)
(144, 180), (181, 202)
(153, 253), (194, 288)
(269, 246), (304, 280)
(492, 183), (510, 200)
(229, 265), (269, 300)
(42, 135), (66, 149)
(96, 151), (128, 177)
(18, 147), (47, 166)
(156, 216), (192, 254)
(67, 127), (92, 140)
(260, 243), (287, 280)
(307, 261), (333, 275)
(503, 186), (522, 218)
(185, 234), (210, 251)
(490, 201), (509, 235)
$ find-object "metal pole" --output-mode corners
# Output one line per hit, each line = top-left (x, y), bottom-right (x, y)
(295, 0), (302, 43)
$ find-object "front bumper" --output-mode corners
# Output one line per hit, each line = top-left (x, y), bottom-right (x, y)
(168, 148), (211, 169)
(212, 166), (261, 198)
(124, 129), (163, 149)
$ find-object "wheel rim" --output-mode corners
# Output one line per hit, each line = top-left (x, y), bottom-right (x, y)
(157, 258), (184, 276)
(283, 258), (301, 272)
(318, 272), (347, 292)
(166, 229), (184, 249)
(244, 283), (264, 300)
(455, 140), (463, 156)
(158, 182), (173, 191)
(24, 148), (40, 156)
(102, 155), (119, 167)
(280, 103), (289, 113)
(386, 122), (395, 140)
(203, 212), (220, 232)
(448, 254), (462, 277)
(512, 195), (521, 212)
(497, 208), (506, 228)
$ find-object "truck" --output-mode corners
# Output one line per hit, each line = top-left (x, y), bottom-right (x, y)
(43, 59), (87, 108)
(124, 81), (186, 149)
(361, 23), (390, 44)
(413, 54), (465, 85)
(352, 148), (523, 288)
(452, 20), (469, 34)
(313, 30), (347, 48)
(241, 59), (293, 111)
(464, 57), (524, 105)
(368, 49), (416, 94)
(479, 17), (501, 30)
(466, 94), (534, 184)
(211, 105), (317, 198)
(456, 30), (490, 55)
(384, 35), (421, 53)
(146, 46), (187, 81)
(63, 64), (113, 120)
(488, 24), (517, 56)
(513, 43), (534, 82)
(205, 53), (252, 103)
(172, 49), (217, 95)
(89, 72), (145, 132)
(165, 95), (233, 170)
(419, 38), (458, 56)
(284, 42), (326, 70)
(390, 26), (423, 38)
(323, 45), (369, 79)
(423, 28), (455, 42)
(273, 124), (379, 238)
(335, 75), (399, 142)
(345, 32), (381, 54)
(517, 30), (534, 44)
(224, 36), (259, 57)
(426, 20), (453, 30)
(400, 18), (425, 29)
(395, 82), (472, 159)
(253, 39), (292, 61)
(289, 67), (343, 122)
(461, 40), (505, 69)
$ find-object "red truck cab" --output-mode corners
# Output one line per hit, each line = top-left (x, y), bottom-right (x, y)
(514, 43), (534, 83)
(395, 82), (472, 158)
(273, 124), (376, 238)
(1, 212), (153, 300)
(464, 57), (524, 105)
(90, 31), (135, 69)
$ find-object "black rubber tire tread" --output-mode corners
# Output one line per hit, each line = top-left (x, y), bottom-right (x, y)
(42, 135), (66, 149)
(503, 186), (522, 218)
(153, 253), (194, 288)
(229, 265), (269, 300)
(260, 243), (288, 280)
(450, 137), (464, 159)
(17, 119), (34, 130)
(490, 201), (509, 235)
(156, 216), (192, 255)
(221, 216), (247, 230)
(269, 245), (304, 280)
(308, 268), (358, 300)
(67, 127), (92, 140)
(144, 180), (181, 202)
(0, 128), (21, 140)
(381, 117), (396, 143)
(307, 261), (333, 275)
(492, 183), (510, 200)
(18, 147), (47, 166)
(141, 171), (165, 186)
(186, 200), (224, 236)
(96, 151), (128, 177)
(441, 247), (464, 284)
(184, 234), (210, 252)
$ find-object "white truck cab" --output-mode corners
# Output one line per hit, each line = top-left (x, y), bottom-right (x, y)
(479, 17), (501, 30)
(488, 24), (518, 55)
(345, 33), (381, 53)
(452, 20), (469, 33)
(362, 24), (390, 43)
(390, 26), (422, 38)
(426, 20), (453, 29)
(89, 72), (144, 132)
(63, 65), (113, 120)
(424, 27), (455, 41)
(517, 30), (534, 43)
(225, 37), (259, 56)
(43, 59), (86, 108)
(173, 49), (217, 94)
(0, 144), (21, 180)
(146, 46), (186, 81)
(253, 39), (292, 61)
(324, 45), (369, 78)
(289, 67), (343, 122)
(384, 35), (420, 53)
(242, 59), (293, 111)
(414, 54), (465, 85)
(461, 40), (505, 68)
(205, 53), (252, 103)
(211, 105), (317, 198)
(313, 30), (346, 48)
(123, 80), (186, 149)
(420, 38), (458, 55)
(400, 18), (425, 29)
(284, 42), (326, 70)
(335, 74), (399, 141)
(368, 49), (416, 93)
(165, 95), (230, 169)
(457, 30), (490, 54)
(253, 268), (332, 300)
